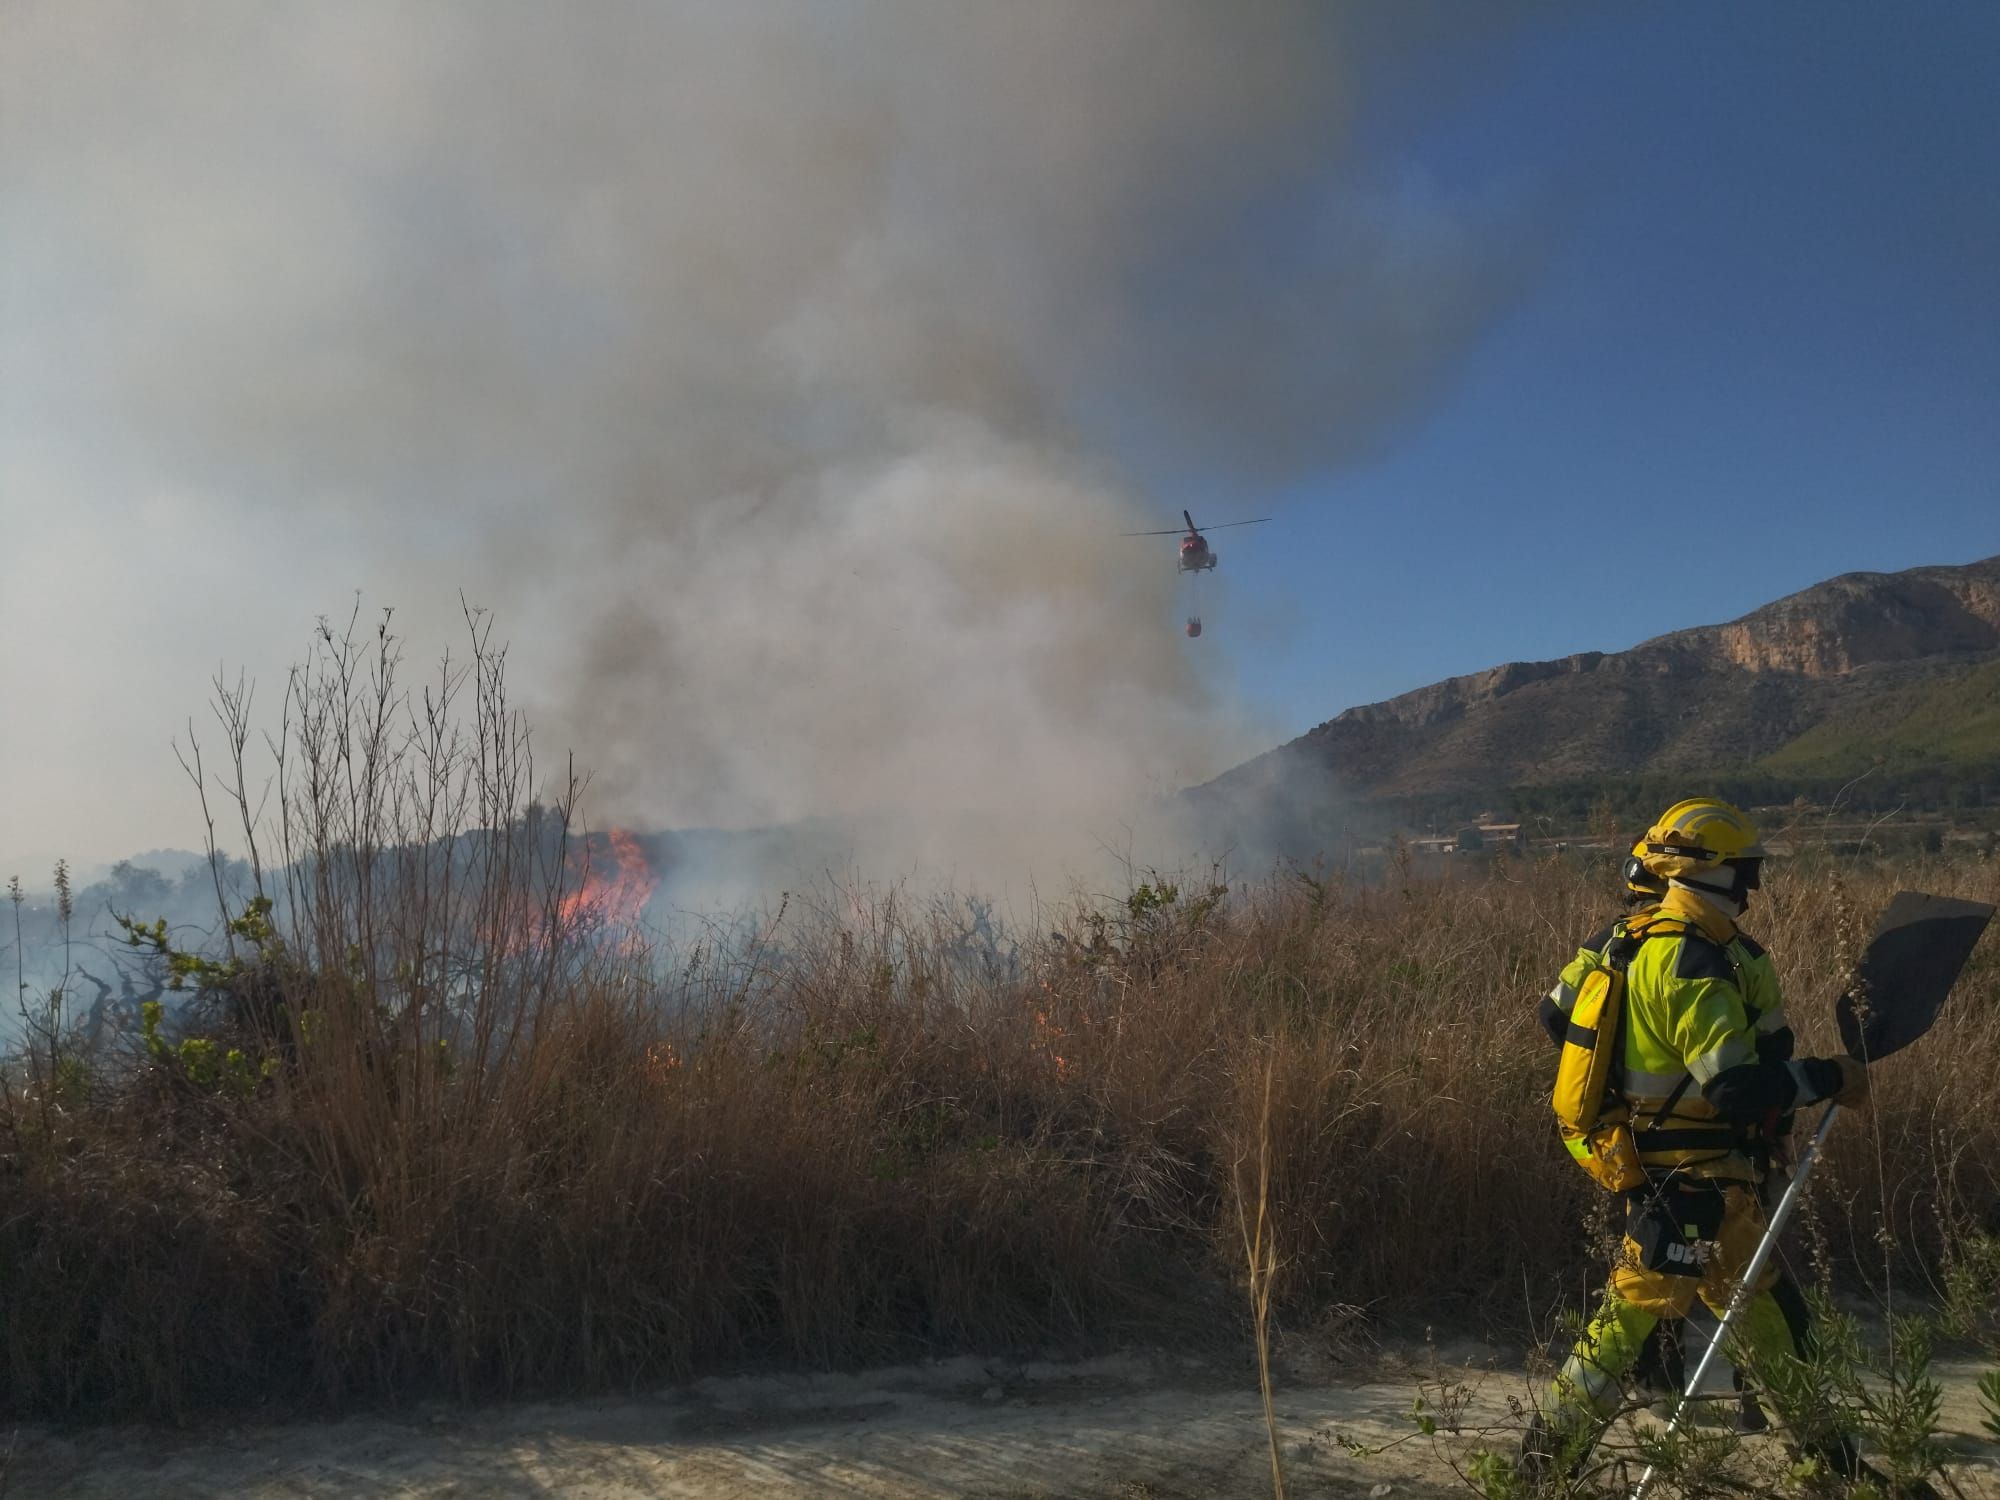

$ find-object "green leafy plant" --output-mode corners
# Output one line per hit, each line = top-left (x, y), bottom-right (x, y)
(1461, 1449), (1526, 1500)
(1940, 1231), (2000, 1352)
(116, 896), (286, 995)
(122, 895), (298, 1086)
(139, 999), (274, 1098)
(1865, 1315), (1949, 1494)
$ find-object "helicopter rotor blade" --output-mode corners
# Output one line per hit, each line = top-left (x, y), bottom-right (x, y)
(1121, 516), (1271, 537)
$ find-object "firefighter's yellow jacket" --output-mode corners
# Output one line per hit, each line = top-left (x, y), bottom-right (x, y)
(1538, 886), (1816, 1181)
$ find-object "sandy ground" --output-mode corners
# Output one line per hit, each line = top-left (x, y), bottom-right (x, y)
(7, 1346), (1998, 1499)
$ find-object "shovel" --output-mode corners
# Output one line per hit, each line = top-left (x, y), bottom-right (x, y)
(1629, 891), (1994, 1500)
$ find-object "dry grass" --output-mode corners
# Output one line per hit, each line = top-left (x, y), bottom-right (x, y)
(6, 848), (1995, 1423)
(4, 617), (1997, 1424)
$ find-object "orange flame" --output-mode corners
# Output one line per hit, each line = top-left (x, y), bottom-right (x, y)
(557, 829), (659, 936)
(1033, 1007), (1071, 1080)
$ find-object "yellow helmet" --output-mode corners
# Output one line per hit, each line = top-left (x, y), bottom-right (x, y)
(1637, 798), (1766, 882)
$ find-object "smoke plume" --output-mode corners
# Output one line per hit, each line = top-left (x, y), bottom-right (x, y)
(2, 1), (1538, 883)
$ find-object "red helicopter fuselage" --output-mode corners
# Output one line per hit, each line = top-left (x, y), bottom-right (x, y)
(1177, 533), (1217, 572)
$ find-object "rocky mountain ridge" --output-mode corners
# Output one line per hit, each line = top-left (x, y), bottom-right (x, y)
(1207, 554), (2000, 810)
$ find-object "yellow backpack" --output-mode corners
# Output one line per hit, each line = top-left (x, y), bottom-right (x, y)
(1551, 918), (1681, 1193)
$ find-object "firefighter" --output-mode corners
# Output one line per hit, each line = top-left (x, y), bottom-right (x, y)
(1522, 798), (1871, 1482)
(1537, 837), (1806, 1428)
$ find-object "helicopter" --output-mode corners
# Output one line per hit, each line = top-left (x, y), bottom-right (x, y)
(1121, 509), (1270, 637)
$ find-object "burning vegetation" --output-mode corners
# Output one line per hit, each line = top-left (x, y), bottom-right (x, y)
(554, 829), (661, 943)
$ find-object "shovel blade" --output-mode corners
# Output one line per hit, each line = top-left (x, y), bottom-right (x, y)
(1836, 891), (1995, 1060)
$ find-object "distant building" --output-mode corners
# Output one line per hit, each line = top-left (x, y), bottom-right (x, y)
(1404, 821), (1524, 857)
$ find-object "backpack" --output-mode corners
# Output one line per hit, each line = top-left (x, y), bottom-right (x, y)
(1552, 925), (1650, 1192)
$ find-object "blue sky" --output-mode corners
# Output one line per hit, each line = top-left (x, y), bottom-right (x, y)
(1180, 3), (2000, 736)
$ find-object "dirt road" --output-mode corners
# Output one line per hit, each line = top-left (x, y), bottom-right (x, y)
(9, 1347), (1997, 1498)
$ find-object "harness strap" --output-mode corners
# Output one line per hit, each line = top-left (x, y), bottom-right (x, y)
(1598, 916), (1689, 1108)
(1653, 1067), (1698, 1120)
(1634, 1128), (1741, 1152)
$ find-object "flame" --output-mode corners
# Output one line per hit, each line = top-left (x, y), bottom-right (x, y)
(1032, 1007), (1070, 1080)
(557, 828), (659, 936)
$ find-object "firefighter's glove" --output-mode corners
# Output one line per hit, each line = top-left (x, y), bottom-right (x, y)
(1826, 1054), (1870, 1109)
(1797, 1055), (1869, 1109)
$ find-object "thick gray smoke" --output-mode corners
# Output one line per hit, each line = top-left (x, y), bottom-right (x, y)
(2, 1), (1538, 885)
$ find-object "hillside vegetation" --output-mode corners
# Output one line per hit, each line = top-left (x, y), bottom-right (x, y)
(1763, 655), (2000, 776)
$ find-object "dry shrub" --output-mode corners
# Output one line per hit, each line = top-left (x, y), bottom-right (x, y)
(4, 618), (1996, 1420)
(1755, 852), (2000, 1284)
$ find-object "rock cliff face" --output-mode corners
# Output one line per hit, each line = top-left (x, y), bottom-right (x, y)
(1205, 554), (2000, 804)
(1671, 562), (2000, 677)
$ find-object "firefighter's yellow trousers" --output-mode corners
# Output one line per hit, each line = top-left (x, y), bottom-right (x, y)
(1546, 1182), (1810, 1423)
